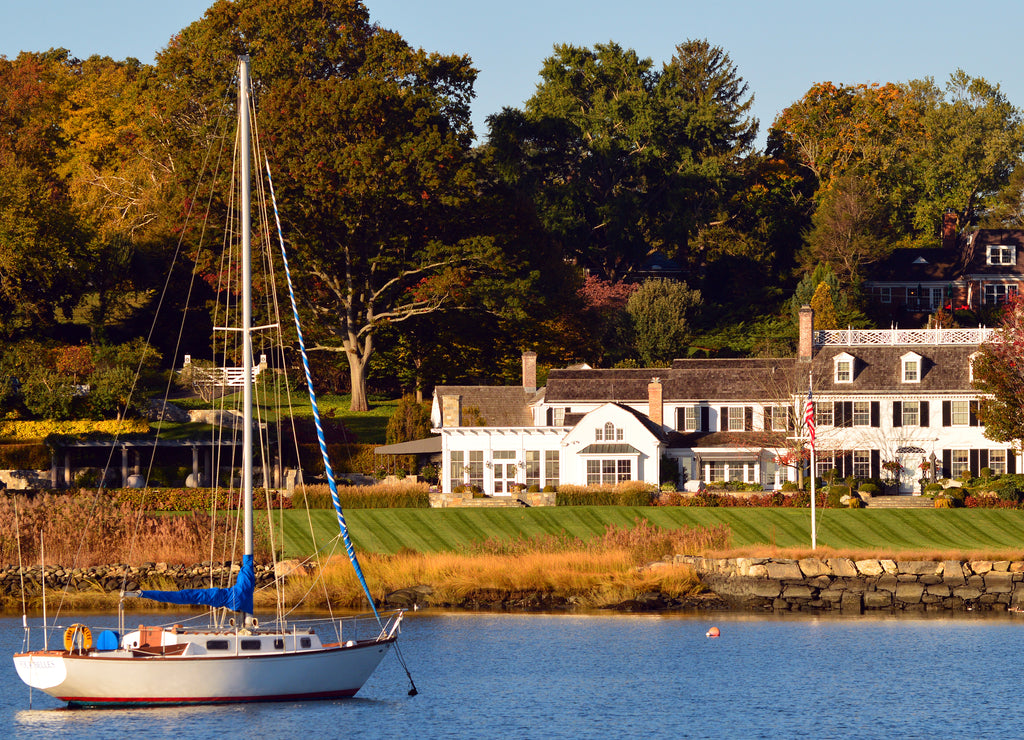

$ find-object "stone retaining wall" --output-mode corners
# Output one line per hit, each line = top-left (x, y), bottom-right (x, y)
(676, 555), (1024, 614)
(0, 562), (281, 599)
(428, 491), (556, 508)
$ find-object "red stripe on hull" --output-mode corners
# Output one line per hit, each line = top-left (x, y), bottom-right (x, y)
(61, 688), (360, 708)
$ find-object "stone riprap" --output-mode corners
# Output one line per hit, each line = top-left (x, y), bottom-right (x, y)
(0, 562), (279, 598)
(676, 555), (1024, 614)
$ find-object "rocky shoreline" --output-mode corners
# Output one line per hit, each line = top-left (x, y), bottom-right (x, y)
(5, 556), (1024, 615)
(674, 555), (1024, 614)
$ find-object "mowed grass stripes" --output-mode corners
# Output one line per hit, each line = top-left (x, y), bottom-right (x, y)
(276, 507), (1024, 558)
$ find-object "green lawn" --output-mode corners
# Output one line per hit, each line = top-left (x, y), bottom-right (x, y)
(276, 506), (1024, 558)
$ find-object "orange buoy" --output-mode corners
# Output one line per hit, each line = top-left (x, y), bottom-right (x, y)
(706, 626), (720, 638)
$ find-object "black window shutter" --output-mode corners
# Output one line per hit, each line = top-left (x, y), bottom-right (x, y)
(720, 406), (729, 431)
(969, 400), (980, 427)
(870, 401), (880, 428)
(942, 401), (951, 427)
(700, 406), (709, 432)
(788, 407), (796, 430)
(920, 401), (930, 427)
(893, 401), (902, 427)
(1009, 451), (1017, 474)
(674, 407), (682, 430)
(970, 449), (980, 476)
(870, 449), (880, 480)
(546, 408), (554, 426)
(942, 449), (951, 478)
(980, 449), (989, 470)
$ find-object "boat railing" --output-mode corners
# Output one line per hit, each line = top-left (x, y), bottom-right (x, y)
(286, 610), (404, 645)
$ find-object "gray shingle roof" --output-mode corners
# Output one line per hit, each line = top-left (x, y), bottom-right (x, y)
(434, 386), (535, 426)
(546, 359), (800, 403)
(810, 345), (976, 394)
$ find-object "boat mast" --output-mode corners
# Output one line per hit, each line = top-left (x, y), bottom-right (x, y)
(239, 56), (254, 572)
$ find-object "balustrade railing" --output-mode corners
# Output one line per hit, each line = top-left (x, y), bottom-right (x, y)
(814, 327), (995, 346)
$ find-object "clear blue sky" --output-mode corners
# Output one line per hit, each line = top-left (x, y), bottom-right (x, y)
(3, 0), (1024, 148)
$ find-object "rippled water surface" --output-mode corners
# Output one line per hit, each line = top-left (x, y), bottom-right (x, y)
(2, 611), (1021, 739)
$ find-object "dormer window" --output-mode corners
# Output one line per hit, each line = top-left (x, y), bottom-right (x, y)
(987, 245), (1016, 265)
(901, 352), (922, 383)
(834, 352), (855, 383)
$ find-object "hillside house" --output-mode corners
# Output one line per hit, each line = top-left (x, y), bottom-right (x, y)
(863, 216), (1024, 318)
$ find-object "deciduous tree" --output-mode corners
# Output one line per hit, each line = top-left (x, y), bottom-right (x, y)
(155, 0), (487, 411)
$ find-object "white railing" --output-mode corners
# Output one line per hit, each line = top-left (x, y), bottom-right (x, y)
(814, 327), (996, 346)
(182, 355), (265, 388)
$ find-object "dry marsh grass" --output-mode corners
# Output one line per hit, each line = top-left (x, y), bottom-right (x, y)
(280, 519), (725, 610)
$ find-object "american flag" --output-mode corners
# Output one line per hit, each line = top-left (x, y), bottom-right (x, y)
(804, 388), (816, 447)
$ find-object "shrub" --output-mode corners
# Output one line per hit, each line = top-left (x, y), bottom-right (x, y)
(780, 481), (798, 492)
(859, 482), (880, 495)
(923, 483), (944, 495)
(556, 482), (658, 506)
(0, 442), (50, 469)
(291, 481), (430, 509)
(826, 485), (851, 508)
(989, 475), (1024, 503)
(944, 487), (967, 506)
(980, 467), (994, 479)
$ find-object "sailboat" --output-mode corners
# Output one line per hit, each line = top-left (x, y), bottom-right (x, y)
(12, 57), (407, 707)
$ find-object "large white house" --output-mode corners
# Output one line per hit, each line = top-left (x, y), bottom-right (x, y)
(431, 307), (1011, 495)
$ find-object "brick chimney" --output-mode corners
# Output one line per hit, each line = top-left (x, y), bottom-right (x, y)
(522, 351), (537, 394)
(798, 305), (814, 362)
(942, 209), (958, 251)
(648, 377), (663, 427)
(441, 394), (462, 427)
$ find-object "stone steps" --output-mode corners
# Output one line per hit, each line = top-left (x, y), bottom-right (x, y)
(865, 494), (935, 509)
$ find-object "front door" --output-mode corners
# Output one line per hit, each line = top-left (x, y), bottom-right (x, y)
(494, 463), (517, 495)
(898, 453), (923, 493)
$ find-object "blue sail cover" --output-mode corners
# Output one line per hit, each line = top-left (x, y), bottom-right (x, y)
(139, 554), (254, 614)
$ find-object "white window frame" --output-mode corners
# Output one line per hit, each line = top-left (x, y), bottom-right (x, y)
(902, 352), (921, 383)
(902, 400), (920, 427)
(879, 287), (891, 304)
(951, 400), (970, 426)
(595, 422), (624, 442)
(852, 450), (870, 478)
(586, 458), (632, 485)
(950, 449), (970, 478)
(816, 401), (833, 427)
(834, 353), (854, 383)
(683, 406), (698, 432)
(987, 245), (1015, 265)
(852, 401), (870, 427)
(816, 451), (836, 479)
(989, 449), (1007, 475)
(983, 283), (1017, 305)
(727, 407), (745, 432)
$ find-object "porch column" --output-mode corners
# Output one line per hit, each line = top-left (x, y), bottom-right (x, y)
(121, 446), (129, 486)
(64, 451), (72, 487)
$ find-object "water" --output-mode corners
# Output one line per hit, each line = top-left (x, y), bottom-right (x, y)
(2, 610), (1021, 738)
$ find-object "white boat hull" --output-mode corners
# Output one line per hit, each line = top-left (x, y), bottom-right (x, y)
(14, 639), (394, 707)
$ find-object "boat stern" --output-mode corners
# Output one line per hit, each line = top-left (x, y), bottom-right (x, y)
(14, 652), (68, 691)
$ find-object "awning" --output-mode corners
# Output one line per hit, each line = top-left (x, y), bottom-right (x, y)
(577, 443), (641, 455)
(373, 437), (442, 456)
